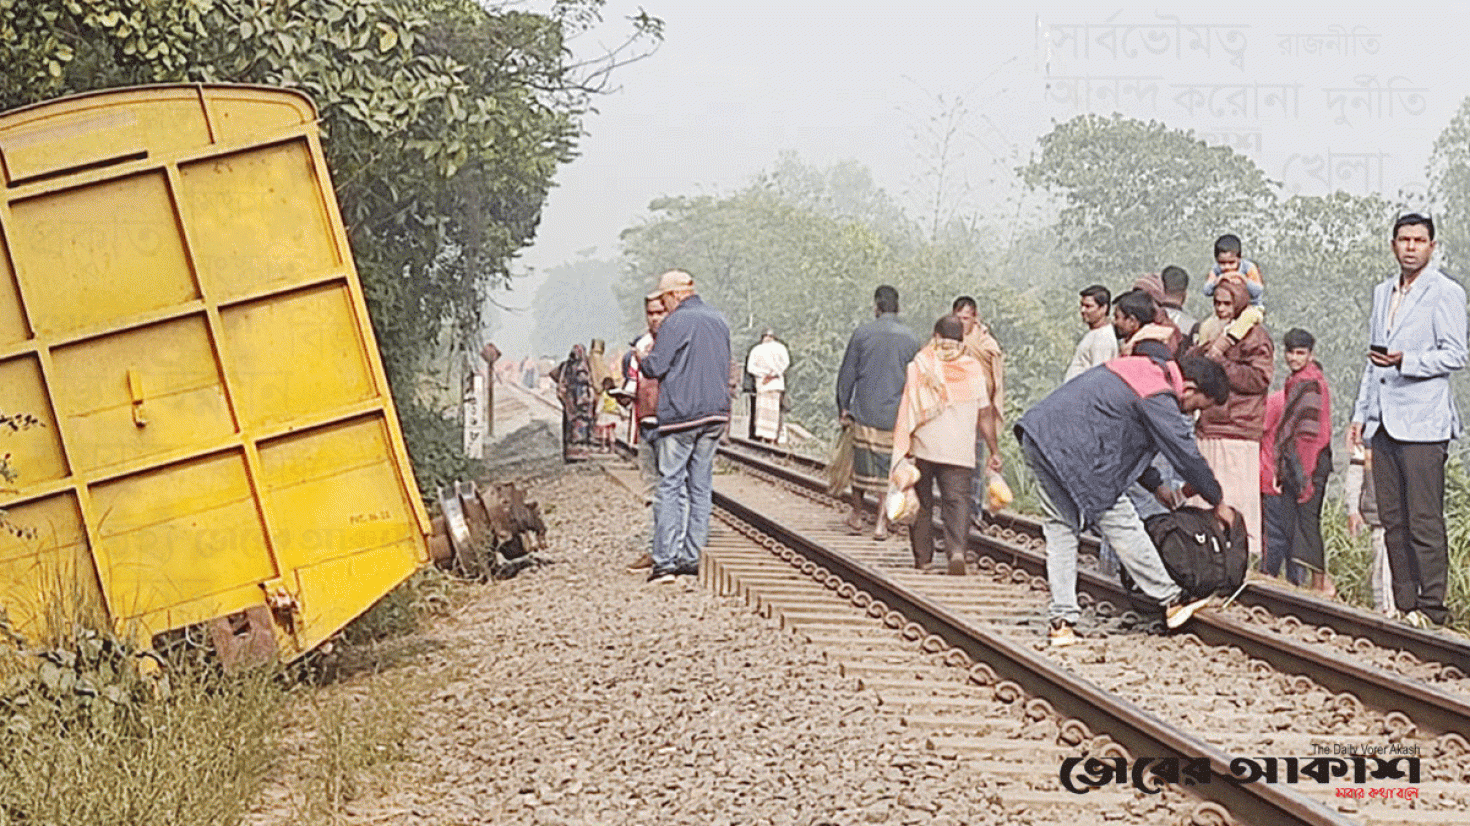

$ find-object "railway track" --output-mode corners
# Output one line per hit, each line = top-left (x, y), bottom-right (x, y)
(697, 436), (1470, 825)
(722, 436), (1470, 683)
(513, 372), (1467, 822)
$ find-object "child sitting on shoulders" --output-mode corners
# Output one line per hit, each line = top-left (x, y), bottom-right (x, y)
(1202, 233), (1265, 349)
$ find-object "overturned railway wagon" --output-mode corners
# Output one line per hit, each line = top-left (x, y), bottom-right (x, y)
(0, 84), (429, 662)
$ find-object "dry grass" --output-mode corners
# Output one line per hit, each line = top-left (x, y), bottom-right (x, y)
(0, 626), (286, 826)
(268, 680), (417, 825)
(0, 568), (460, 826)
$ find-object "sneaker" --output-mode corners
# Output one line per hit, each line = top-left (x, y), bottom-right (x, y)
(947, 556), (967, 576)
(1164, 595), (1210, 630)
(647, 569), (677, 584)
(674, 562), (700, 577)
(627, 552), (654, 572)
(1049, 618), (1078, 647)
(1402, 610), (1432, 629)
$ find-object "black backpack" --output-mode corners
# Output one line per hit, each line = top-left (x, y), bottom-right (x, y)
(1142, 506), (1248, 601)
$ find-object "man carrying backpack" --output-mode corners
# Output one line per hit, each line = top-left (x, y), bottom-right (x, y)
(1015, 353), (1236, 646)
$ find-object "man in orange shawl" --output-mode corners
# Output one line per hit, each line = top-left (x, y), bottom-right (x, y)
(952, 296), (1006, 528)
(892, 315), (1000, 574)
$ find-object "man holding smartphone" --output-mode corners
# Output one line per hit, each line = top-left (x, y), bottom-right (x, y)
(1349, 212), (1468, 628)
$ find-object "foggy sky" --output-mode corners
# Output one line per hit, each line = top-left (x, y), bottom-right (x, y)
(497, 2), (1470, 355)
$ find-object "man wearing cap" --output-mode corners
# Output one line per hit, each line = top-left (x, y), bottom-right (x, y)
(640, 270), (732, 582)
(1349, 212), (1467, 628)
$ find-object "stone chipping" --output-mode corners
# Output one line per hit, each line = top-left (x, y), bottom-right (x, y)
(305, 465), (1025, 826)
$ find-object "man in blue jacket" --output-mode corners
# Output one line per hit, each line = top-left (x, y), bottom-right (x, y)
(640, 270), (732, 582)
(1349, 212), (1468, 628)
(1016, 353), (1235, 646)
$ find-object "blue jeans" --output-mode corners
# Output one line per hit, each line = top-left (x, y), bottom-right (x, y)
(653, 422), (722, 572)
(1021, 435), (1181, 624)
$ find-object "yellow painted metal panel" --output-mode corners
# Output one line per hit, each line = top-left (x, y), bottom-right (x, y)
(205, 91), (315, 146)
(125, 583), (276, 647)
(0, 493), (101, 639)
(290, 538), (421, 655)
(179, 140), (339, 302)
(91, 452), (274, 621)
(258, 417), (418, 571)
(9, 172), (198, 336)
(0, 109), (144, 184)
(0, 85), (425, 662)
(0, 235), (31, 347)
(222, 284), (374, 430)
(0, 89), (212, 186)
(0, 355), (68, 490)
(49, 315), (234, 476)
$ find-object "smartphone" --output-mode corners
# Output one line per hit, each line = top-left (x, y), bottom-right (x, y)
(1370, 344), (1388, 355)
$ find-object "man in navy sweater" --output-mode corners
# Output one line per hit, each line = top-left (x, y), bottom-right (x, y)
(640, 270), (732, 582)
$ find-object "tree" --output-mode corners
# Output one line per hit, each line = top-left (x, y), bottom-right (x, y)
(1429, 95), (1470, 271)
(0, 0), (660, 490)
(1262, 192), (1393, 435)
(618, 156), (1082, 440)
(620, 162), (911, 433)
(1021, 114), (1277, 276)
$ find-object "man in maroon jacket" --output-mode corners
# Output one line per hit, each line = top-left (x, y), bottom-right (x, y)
(623, 291), (667, 572)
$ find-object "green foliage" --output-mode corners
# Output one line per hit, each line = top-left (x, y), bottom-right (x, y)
(619, 155), (1075, 507)
(1021, 113), (1277, 276)
(1444, 462), (1470, 632)
(1326, 460), (1470, 633)
(1258, 191), (1392, 432)
(393, 392), (487, 497)
(0, 0), (660, 490)
(1429, 95), (1470, 271)
(620, 165), (910, 434)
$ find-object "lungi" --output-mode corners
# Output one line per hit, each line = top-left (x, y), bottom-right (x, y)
(851, 422), (894, 495)
(753, 390), (782, 441)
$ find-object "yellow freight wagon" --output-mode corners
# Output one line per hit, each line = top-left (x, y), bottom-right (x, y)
(0, 84), (431, 663)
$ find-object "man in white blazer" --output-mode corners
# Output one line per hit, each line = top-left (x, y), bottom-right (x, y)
(1350, 212), (1467, 627)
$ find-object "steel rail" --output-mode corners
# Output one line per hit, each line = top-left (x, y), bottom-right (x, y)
(711, 486), (1352, 826)
(718, 439), (1470, 737)
(725, 435), (1470, 675)
(498, 380), (564, 413)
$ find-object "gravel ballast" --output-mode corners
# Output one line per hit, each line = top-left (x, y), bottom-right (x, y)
(320, 465), (1021, 825)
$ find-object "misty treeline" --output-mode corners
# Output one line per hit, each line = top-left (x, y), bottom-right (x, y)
(616, 113), (1470, 468)
(0, 0), (660, 493)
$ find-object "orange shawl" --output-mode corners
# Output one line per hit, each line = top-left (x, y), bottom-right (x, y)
(891, 340), (987, 465)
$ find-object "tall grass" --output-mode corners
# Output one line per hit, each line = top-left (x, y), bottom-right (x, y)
(275, 685), (415, 825)
(1314, 462), (1468, 633)
(0, 624), (287, 826)
(0, 568), (456, 825)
